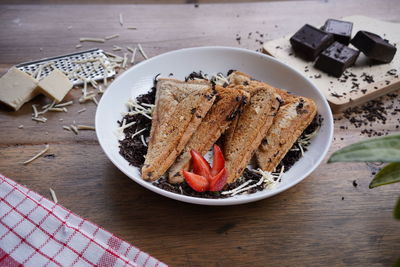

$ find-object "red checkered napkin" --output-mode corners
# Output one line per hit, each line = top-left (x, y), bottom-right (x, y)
(0, 174), (167, 267)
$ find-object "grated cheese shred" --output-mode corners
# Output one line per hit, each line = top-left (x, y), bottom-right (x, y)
(105, 34), (120, 40)
(49, 188), (58, 203)
(70, 125), (79, 135)
(140, 135), (147, 147)
(77, 125), (95, 130)
(23, 144), (49, 165)
(119, 13), (123, 26)
(137, 43), (148, 59)
(79, 37), (105, 43)
(54, 101), (73, 108)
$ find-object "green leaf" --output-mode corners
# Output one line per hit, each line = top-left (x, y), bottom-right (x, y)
(369, 163), (400, 188)
(394, 197), (400, 220)
(394, 257), (400, 267)
(328, 134), (400, 163)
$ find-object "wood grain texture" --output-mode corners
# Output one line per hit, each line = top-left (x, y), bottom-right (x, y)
(0, 1), (400, 266)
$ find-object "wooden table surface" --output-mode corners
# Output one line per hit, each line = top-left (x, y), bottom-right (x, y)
(1, 1), (400, 266)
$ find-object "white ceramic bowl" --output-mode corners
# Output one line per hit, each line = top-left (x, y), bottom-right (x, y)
(95, 46), (334, 206)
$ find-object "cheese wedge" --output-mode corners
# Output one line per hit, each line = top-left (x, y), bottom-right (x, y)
(38, 69), (73, 103)
(0, 67), (39, 111)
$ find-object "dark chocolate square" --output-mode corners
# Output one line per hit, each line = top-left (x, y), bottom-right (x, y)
(350, 31), (397, 63)
(315, 41), (360, 77)
(290, 24), (334, 61)
(321, 19), (353, 45)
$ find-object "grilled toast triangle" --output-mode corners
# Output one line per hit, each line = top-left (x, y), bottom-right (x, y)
(223, 71), (282, 183)
(141, 78), (216, 181)
(228, 71), (317, 173)
(168, 85), (250, 184)
(256, 96), (317, 172)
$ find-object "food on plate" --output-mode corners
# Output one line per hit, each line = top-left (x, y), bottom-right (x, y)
(321, 19), (353, 45)
(182, 145), (228, 192)
(350, 31), (397, 63)
(289, 24), (334, 61)
(141, 78), (216, 181)
(168, 84), (249, 183)
(118, 70), (321, 198)
(314, 42), (360, 77)
(0, 67), (39, 111)
(223, 71), (281, 183)
(256, 96), (317, 171)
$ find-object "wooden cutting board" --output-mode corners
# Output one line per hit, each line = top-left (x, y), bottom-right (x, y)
(263, 15), (400, 113)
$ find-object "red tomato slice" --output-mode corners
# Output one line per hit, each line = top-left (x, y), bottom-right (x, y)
(190, 150), (211, 179)
(211, 144), (225, 176)
(182, 170), (209, 192)
(209, 168), (228, 192)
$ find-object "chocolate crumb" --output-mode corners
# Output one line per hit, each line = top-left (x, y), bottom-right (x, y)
(331, 92), (343, 98)
(352, 180), (358, 187)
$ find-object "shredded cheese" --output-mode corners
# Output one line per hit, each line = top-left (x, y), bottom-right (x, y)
(140, 135), (147, 147)
(122, 53), (128, 68)
(38, 100), (56, 116)
(92, 96), (99, 105)
(79, 37), (105, 43)
(130, 47), (137, 64)
(36, 65), (43, 79)
(127, 26), (137, 30)
(79, 93), (96, 103)
(105, 34), (120, 40)
(32, 117), (47, 123)
(23, 144), (49, 165)
(32, 104), (39, 118)
(221, 180), (253, 195)
(70, 125), (79, 135)
(77, 125), (95, 130)
(77, 108), (87, 114)
(118, 120), (136, 131)
(221, 167), (283, 197)
(97, 85), (104, 94)
(131, 128), (146, 139)
(75, 44), (82, 49)
(137, 43), (148, 59)
(18, 125), (24, 129)
(48, 107), (65, 112)
(63, 126), (71, 131)
(119, 13), (123, 26)
(49, 188), (58, 203)
(54, 101), (73, 108)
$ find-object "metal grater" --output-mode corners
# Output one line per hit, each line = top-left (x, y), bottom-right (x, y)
(16, 48), (116, 85)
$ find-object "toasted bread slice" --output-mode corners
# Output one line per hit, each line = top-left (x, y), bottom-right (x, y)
(168, 85), (249, 184)
(255, 96), (317, 172)
(141, 78), (216, 181)
(223, 72), (282, 183)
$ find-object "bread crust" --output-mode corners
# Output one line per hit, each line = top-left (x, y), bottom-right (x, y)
(142, 78), (216, 181)
(168, 85), (249, 184)
(223, 72), (281, 183)
(256, 96), (317, 172)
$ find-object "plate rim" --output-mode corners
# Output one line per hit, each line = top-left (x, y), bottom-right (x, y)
(95, 46), (334, 206)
